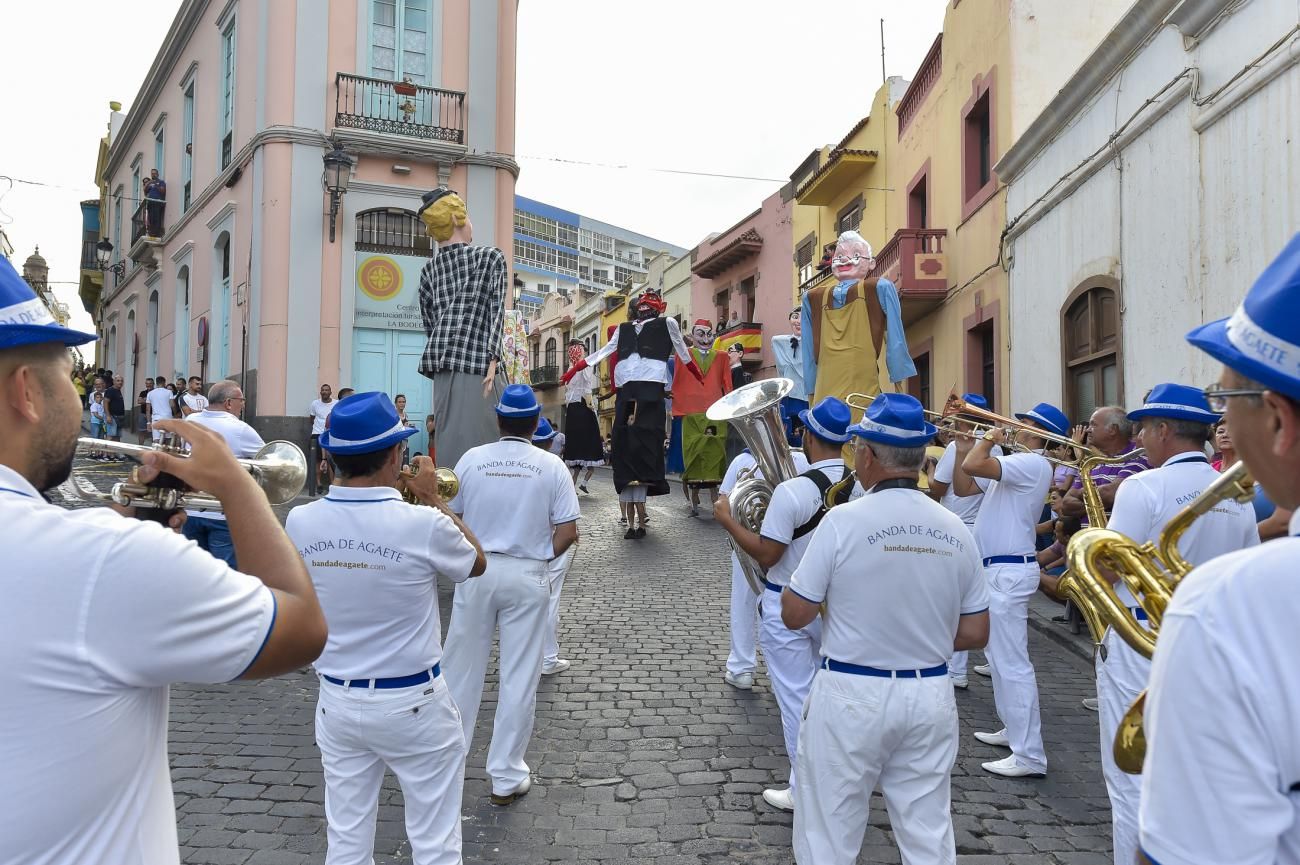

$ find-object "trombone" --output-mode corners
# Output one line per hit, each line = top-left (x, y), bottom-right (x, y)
(71, 434), (307, 510)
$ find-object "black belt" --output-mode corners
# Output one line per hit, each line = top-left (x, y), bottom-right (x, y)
(322, 663), (440, 689)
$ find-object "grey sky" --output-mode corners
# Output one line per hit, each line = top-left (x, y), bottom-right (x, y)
(0, 0), (948, 334)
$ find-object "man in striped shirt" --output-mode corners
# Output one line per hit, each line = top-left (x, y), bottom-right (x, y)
(1060, 405), (1149, 522)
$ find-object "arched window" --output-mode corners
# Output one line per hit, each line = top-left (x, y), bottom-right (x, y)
(1062, 280), (1122, 422)
(355, 208), (432, 256)
(544, 336), (558, 370)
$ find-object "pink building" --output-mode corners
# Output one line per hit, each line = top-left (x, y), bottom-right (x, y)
(689, 189), (795, 380)
(92, 0), (518, 451)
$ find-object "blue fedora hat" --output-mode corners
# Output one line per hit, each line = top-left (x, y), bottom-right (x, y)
(1187, 233), (1300, 401)
(1128, 382), (1220, 424)
(849, 392), (937, 447)
(0, 256), (97, 350)
(1014, 402), (1071, 438)
(532, 417), (557, 442)
(319, 392), (418, 455)
(497, 383), (541, 417)
(799, 397), (853, 444)
(961, 393), (988, 410)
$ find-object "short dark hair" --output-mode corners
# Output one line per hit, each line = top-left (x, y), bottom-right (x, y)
(498, 414), (538, 438)
(330, 442), (399, 478)
(338, 387), (355, 399)
(1057, 515), (1083, 537)
(157, 373), (166, 382)
(188, 375), (202, 384)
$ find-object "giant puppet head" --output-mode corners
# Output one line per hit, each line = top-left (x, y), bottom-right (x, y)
(417, 187), (471, 243)
(567, 338), (586, 368)
(789, 307), (801, 337)
(830, 230), (875, 283)
(633, 289), (666, 321)
(688, 319), (714, 351)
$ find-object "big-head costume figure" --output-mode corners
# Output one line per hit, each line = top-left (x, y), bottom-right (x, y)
(416, 187), (508, 469)
(799, 230), (915, 418)
(771, 307), (808, 444)
(563, 290), (701, 497)
(672, 320), (733, 491)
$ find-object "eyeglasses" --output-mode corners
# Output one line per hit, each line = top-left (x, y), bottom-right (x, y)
(1203, 386), (1267, 412)
(830, 254), (870, 267)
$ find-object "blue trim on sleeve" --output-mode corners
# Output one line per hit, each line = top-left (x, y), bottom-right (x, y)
(234, 590), (278, 680)
(960, 607), (989, 616)
(0, 487), (36, 498)
(1138, 846), (1164, 865)
(786, 586), (823, 605)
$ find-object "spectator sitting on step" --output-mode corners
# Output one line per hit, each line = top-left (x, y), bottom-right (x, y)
(1037, 515), (1083, 597)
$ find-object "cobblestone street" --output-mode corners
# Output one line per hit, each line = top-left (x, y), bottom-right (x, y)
(57, 460), (1114, 864)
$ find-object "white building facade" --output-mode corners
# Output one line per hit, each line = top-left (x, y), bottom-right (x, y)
(998, 0), (1300, 420)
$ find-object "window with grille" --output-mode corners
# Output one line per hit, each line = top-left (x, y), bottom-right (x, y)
(836, 196), (863, 234)
(219, 18), (236, 170)
(355, 209), (432, 255)
(1064, 285), (1120, 422)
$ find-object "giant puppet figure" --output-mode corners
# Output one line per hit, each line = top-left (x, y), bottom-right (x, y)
(672, 320), (733, 513)
(799, 230), (915, 418)
(416, 187), (508, 469)
(563, 290), (701, 526)
(771, 307), (808, 445)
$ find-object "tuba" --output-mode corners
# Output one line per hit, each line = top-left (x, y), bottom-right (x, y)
(707, 378), (799, 594)
(1062, 460), (1255, 772)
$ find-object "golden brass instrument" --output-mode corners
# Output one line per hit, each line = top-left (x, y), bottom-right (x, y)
(1063, 460), (1256, 772)
(71, 434), (308, 510)
(706, 377), (800, 595)
(399, 464), (460, 503)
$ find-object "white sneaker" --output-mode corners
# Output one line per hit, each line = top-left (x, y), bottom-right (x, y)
(950, 675), (969, 690)
(1082, 697), (1100, 711)
(973, 663), (992, 677)
(982, 755), (1045, 778)
(541, 659), (571, 676)
(724, 671), (754, 690)
(974, 728), (1010, 747)
(761, 787), (794, 811)
(490, 775), (532, 805)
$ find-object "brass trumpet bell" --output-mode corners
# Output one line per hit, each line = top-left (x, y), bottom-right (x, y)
(400, 464), (459, 503)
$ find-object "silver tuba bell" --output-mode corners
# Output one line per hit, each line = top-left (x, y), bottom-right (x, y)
(706, 377), (799, 594)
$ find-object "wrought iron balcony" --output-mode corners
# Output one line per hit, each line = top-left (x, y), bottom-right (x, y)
(80, 239), (100, 271)
(335, 73), (466, 144)
(530, 364), (560, 388)
(130, 198), (166, 246)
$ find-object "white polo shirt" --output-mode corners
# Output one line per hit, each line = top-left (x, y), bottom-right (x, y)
(145, 386), (174, 421)
(0, 465), (274, 865)
(719, 449), (812, 495)
(309, 398), (334, 436)
(972, 450), (1053, 559)
(1138, 512), (1300, 865)
(285, 486), (476, 679)
(759, 458), (851, 587)
(932, 441), (998, 529)
(1105, 451), (1259, 607)
(181, 392), (208, 416)
(183, 409), (267, 522)
(790, 485), (988, 669)
(550, 431), (566, 457)
(451, 437), (581, 560)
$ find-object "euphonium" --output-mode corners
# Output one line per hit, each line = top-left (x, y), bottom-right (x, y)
(706, 378), (799, 595)
(1062, 460), (1255, 772)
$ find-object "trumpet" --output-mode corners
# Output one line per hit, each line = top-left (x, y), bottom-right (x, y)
(71, 435), (307, 511)
(398, 463), (459, 503)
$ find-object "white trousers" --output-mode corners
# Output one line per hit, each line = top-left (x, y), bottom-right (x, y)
(543, 548), (573, 667)
(441, 553), (549, 796)
(315, 675), (466, 865)
(1097, 623), (1152, 865)
(794, 669), (958, 865)
(984, 561), (1047, 771)
(759, 588), (822, 792)
(726, 554), (760, 676)
(948, 650), (968, 678)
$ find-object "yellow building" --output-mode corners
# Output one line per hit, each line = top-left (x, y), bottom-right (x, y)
(596, 288), (629, 437)
(882, 0), (1130, 414)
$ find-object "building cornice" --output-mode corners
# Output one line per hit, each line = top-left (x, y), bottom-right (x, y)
(995, 0), (1184, 183)
(1166, 0), (1239, 42)
(106, 0), (208, 179)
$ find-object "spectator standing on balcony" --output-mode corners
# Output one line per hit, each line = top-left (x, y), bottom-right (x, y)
(143, 169), (166, 238)
(772, 308), (809, 444)
(800, 231), (915, 422)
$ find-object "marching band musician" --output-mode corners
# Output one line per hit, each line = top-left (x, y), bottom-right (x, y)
(0, 256), (327, 864)
(926, 392), (1000, 690)
(285, 392), (485, 865)
(714, 396), (855, 812)
(441, 384), (581, 806)
(953, 400), (1071, 778)
(531, 418), (574, 676)
(1096, 383), (1259, 865)
(182, 380), (265, 567)
(1139, 234), (1300, 865)
(717, 431), (810, 691)
(782, 392), (989, 865)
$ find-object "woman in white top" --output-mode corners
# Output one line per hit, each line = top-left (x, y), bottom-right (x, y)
(559, 340), (608, 493)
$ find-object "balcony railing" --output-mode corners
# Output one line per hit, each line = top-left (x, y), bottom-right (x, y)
(897, 34), (943, 136)
(715, 321), (763, 365)
(870, 228), (948, 316)
(335, 73), (466, 144)
(130, 197), (166, 246)
(80, 239), (99, 270)
(530, 364), (560, 388)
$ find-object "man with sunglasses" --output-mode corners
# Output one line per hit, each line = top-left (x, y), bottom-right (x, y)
(1138, 234), (1300, 865)
(183, 380), (265, 566)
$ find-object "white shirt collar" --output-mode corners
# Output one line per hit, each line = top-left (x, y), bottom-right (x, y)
(808, 457), (845, 470)
(324, 485), (402, 501)
(0, 464), (41, 499)
(1164, 451), (1209, 466)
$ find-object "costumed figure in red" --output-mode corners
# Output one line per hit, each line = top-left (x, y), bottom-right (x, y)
(672, 320), (733, 516)
(560, 339), (607, 493)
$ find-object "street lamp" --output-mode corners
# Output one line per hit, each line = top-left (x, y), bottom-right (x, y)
(322, 145), (355, 243)
(96, 239), (127, 278)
